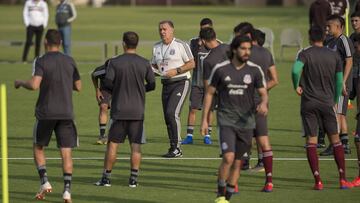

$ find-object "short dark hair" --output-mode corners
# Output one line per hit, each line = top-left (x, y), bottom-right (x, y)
(123, 31), (139, 49)
(229, 35), (252, 59)
(45, 29), (61, 46)
(199, 27), (216, 41)
(351, 11), (360, 18)
(327, 14), (345, 27)
(233, 22), (254, 36)
(309, 25), (325, 42)
(159, 20), (174, 28)
(253, 29), (266, 46)
(200, 18), (213, 26)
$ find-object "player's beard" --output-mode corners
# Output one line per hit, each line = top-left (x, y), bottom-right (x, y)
(236, 54), (249, 64)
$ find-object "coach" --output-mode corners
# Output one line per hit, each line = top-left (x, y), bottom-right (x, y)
(151, 20), (195, 158)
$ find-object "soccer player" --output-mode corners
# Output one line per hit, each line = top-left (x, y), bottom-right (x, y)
(201, 35), (268, 203)
(292, 25), (354, 190)
(14, 29), (81, 202)
(151, 20), (195, 158)
(91, 60), (111, 145)
(321, 14), (354, 156)
(350, 12), (360, 106)
(309, 0), (332, 30)
(22, 0), (49, 63)
(95, 31), (156, 187)
(350, 33), (360, 187)
(182, 18), (215, 145)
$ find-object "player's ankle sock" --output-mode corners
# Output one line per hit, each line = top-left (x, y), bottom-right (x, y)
(208, 126), (213, 136)
(340, 133), (349, 145)
(99, 123), (106, 137)
(63, 173), (72, 192)
(306, 144), (321, 183)
(263, 150), (273, 183)
(37, 165), (48, 185)
(333, 142), (346, 180)
(102, 169), (112, 179)
(187, 125), (194, 135)
(217, 179), (226, 197)
(225, 184), (235, 200)
(130, 169), (139, 181)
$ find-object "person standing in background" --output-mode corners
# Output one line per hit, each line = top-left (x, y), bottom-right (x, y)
(309, 0), (332, 31)
(22, 0), (48, 63)
(56, 0), (77, 56)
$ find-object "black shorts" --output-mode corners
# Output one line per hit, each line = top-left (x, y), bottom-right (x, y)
(189, 86), (204, 110)
(336, 95), (349, 115)
(33, 120), (78, 148)
(108, 120), (145, 144)
(98, 90), (111, 108)
(301, 101), (339, 137)
(219, 126), (253, 160)
(254, 113), (268, 137)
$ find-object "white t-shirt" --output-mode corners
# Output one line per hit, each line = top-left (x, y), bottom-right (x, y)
(151, 38), (193, 79)
(23, 0), (49, 27)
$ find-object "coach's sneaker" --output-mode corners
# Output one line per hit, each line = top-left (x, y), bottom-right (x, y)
(262, 182), (273, 192)
(214, 196), (229, 203)
(343, 144), (351, 154)
(250, 161), (265, 173)
(63, 191), (72, 203)
(94, 177), (111, 187)
(313, 181), (323, 190)
(129, 178), (138, 188)
(204, 136), (212, 145)
(340, 179), (354, 189)
(352, 176), (360, 187)
(35, 181), (52, 200)
(162, 148), (183, 158)
(181, 135), (193, 144)
(320, 145), (333, 156)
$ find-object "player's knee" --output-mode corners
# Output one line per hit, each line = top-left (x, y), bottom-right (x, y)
(222, 153), (235, 165)
(100, 104), (108, 112)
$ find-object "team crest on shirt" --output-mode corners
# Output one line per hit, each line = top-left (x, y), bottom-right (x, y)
(170, 49), (176, 55)
(243, 74), (252, 84)
(224, 76), (231, 81)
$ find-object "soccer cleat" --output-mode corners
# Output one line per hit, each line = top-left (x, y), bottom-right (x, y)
(319, 145), (333, 156)
(241, 158), (250, 171)
(95, 136), (108, 145)
(204, 136), (212, 145)
(181, 136), (193, 144)
(162, 148), (183, 158)
(313, 181), (323, 190)
(250, 161), (265, 173)
(352, 176), (360, 187)
(94, 178), (111, 187)
(340, 179), (354, 189)
(317, 143), (326, 148)
(262, 182), (273, 192)
(35, 181), (52, 200)
(214, 196), (229, 203)
(343, 144), (351, 154)
(63, 191), (72, 203)
(129, 178), (138, 188)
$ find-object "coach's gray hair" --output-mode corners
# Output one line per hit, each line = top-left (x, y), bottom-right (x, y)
(159, 20), (174, 28)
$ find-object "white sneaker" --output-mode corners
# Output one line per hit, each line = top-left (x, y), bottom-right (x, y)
(63, 190), (72, 203)
(35, 181), (52, 200)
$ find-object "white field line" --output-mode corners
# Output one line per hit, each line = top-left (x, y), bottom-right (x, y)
(0, 157), (358, 161)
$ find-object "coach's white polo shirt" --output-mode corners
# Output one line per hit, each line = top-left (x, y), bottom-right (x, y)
(151, 38), (193, 80)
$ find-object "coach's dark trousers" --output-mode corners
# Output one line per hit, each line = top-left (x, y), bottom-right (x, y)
(22, 25), (44, 62)
(162, 79), (190, 149)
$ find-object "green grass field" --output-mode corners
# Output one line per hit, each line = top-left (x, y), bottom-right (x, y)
(0, 5), (360, 203)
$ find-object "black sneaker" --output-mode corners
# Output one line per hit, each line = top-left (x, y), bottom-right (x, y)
(343, 144), (351, 154)
(242, 157), (250, 170)
(129, 178), (138, 188)
(94, 178), (111, 186)
(317, 143), (326, 148)
(320, 145), (333, 156)
(162, 148), (182, 158)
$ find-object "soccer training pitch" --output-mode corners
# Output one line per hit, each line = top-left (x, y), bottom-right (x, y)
(0, 5), (359, 203)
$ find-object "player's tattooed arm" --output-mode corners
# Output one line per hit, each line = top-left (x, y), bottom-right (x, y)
(200, 85), (216, 136)
(257, 87), (268, 116)
(267, 65), (279, 90)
